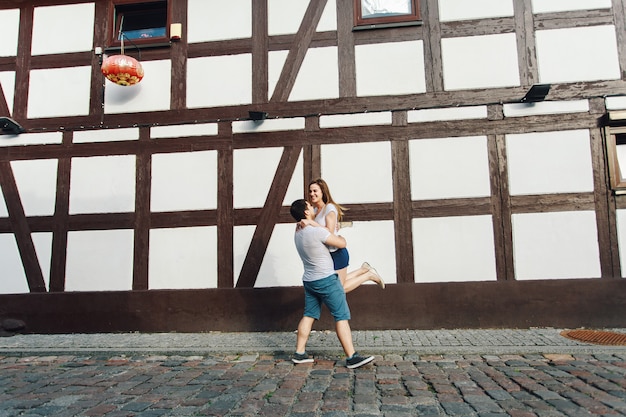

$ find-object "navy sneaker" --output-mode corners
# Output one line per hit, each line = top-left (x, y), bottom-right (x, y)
(292, 352), (314, 364)
(346, 353), (375, 369)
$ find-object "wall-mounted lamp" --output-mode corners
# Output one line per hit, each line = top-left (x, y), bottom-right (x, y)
(249, 111), (268, 121)
(170, 23), (182, 41)
(521, 84), (551, 103)
(0, 117), (24, 135)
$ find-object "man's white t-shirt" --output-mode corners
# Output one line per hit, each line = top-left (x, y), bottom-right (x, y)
(294, 225), (335, 282)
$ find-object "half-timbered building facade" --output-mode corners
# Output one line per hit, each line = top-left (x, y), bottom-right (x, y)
(0, 0), (625, 333)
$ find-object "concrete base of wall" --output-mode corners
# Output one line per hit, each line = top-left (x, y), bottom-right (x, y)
(0, 279), (624, 333)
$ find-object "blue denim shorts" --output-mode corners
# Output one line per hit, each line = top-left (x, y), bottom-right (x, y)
(331, 247), (349, 270)
(303, 274), (351, 322)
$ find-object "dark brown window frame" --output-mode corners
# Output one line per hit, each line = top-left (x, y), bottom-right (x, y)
(354, 0), (421, 29)
(108, 0), (171, 49)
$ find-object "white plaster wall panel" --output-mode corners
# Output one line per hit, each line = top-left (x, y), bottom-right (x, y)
(317, 0), (337, 32)
(74, 128), (139, 144)
(11, 159), (58, 216)
(0, 71), (15, 115)
(69, 155), (136, 214)
(321, 142), (393, 204)
(232, 118), (305, 134)
(355, 41), (426, 97)
(340, 220), (397, 285)
(442, 33), (520, 91)
(33, 232), (52, 291)
(504, 100), (589, 118)
(269, 50), (288, 100)
(268, 0), (307, 36)
(438, 0), (513, 22)
(151, 151), (218, 212)
(72, 127), (139, 143)
(616, 209), (626, 277)
(512, 211), (601, 279)
(532, 0), (611, 14)
(187, 0), (251, 43)
(0, 132), (62, 148)
(412, 215), (497, 282)
(234, 225), (300, 287)
(31, 3), (94, 55)
(267, 0), (337, 36)
(254, 223), (304, 287)
(0, 234), (28, 294)
(149, 227), (217, 289)
(234, 225), (255, 285)
(289, 47), (339, 101)
(151, 123), (218, 139)
(409, 136), (491, 200)
(65, 229), (134, 291)
(407, 106), (487, 123)
(320, 112), (392, 129)
(0, 188), (7, 217)
(0, 9), (19, 57)
(28, 67), (91, 118)
(285, 154), (305, 206)
(606, 96), (626, 110)
(187, 54), (252, 108)
(104, 60), (171, 114)
(506, 130), (594, 195)
(233, 147), (303, 208)
(536, 26), (620, 84)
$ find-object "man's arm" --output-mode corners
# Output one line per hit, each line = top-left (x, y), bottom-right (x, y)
(325, 233), (346, 249)
(299, 218), (322, 228)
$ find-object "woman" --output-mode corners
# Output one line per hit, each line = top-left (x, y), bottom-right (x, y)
(303, 178), (384, 293)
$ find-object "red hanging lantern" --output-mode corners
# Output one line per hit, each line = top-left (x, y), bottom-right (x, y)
(101, 54), (144, 86)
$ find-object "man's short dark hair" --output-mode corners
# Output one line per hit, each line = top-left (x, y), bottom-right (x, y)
(290, 199), (308, 221)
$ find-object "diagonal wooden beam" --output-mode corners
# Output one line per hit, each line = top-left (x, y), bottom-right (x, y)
(236, 145), (302, 288)
(0, 160), (46, 292)
(270, 0), (328, 102)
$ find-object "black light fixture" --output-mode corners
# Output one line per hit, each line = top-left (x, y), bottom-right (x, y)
(248, 111), (268, 121)
(0, 117), (24, 135)
(521, 84), (551, 103)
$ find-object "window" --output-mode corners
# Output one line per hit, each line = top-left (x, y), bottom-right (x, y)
(109, 0), (169, 48)
(354, 0), (420, 29)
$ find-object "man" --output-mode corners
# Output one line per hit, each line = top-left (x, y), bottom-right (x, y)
(289, 198), (375, 369)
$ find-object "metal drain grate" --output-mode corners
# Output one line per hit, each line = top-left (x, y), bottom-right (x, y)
(560, 329), (626, 346)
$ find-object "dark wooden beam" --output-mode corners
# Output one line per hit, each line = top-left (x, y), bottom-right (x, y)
(217, 122), (234, 288)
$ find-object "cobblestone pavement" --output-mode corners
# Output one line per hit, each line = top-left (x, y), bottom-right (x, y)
(0, 329), (625, 416)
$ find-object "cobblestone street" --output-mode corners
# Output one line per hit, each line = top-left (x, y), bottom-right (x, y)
(1, 329), (626, 416)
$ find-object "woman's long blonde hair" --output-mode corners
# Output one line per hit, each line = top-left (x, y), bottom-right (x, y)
(309, 178), (347, 221)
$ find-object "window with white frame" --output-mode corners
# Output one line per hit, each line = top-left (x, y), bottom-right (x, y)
(354, 0), (421, 29)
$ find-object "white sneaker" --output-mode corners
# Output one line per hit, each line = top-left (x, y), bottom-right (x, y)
(362, 262), (384, 289)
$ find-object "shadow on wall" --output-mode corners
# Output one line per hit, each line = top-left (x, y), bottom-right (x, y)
(106, 82), (143, 105)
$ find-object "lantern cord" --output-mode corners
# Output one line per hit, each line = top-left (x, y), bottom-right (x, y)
(119, 15), (125, 55)
(117, 15), (142, 59)
(120, 33), (142, 60)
